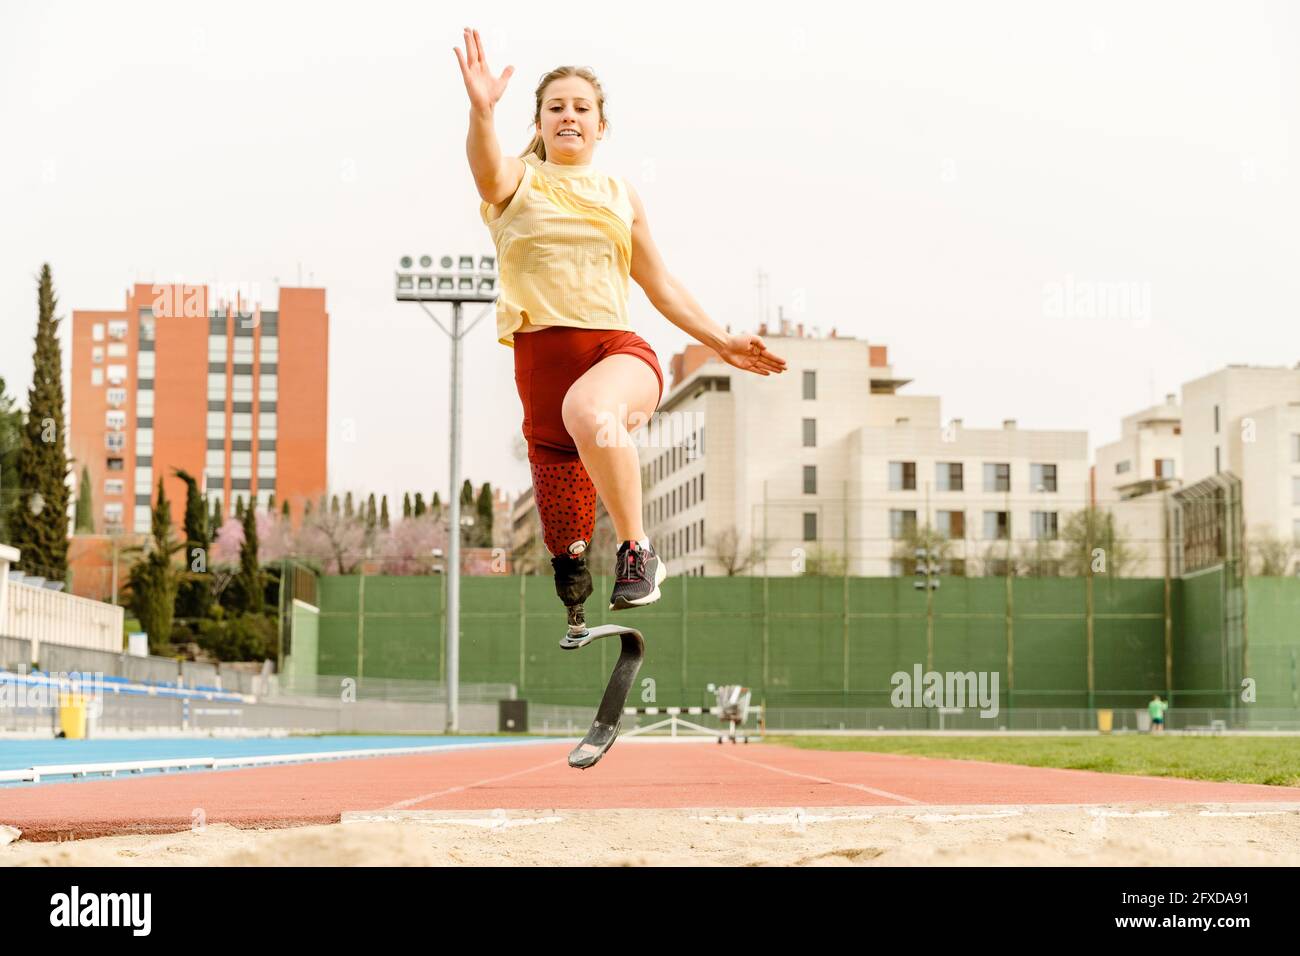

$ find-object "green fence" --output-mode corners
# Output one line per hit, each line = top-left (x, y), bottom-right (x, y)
(312, 571), (1300, 712)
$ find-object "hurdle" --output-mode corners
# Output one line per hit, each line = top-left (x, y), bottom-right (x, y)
(620, 703), (765, 744)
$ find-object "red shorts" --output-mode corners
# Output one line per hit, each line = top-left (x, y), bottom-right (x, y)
(513, 325), (664, 464)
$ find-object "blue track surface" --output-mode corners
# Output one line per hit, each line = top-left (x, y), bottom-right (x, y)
(0, 735), (535, 773)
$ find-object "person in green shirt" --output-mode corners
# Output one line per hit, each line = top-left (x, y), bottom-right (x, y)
(1148, 695), (1169, 734)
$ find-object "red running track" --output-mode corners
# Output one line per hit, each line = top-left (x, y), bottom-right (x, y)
(2, 740), (1298, 841)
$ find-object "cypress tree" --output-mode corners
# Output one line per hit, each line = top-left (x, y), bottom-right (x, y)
(74, 464), (94, 533)
(281, 498), (291, 520)
(475, 482), (494, 547)
(413, 492), (426, 517)
(330, 494), (340, 515)
(460, 479), (474, 508)
(402, 492), (412, 519)
(173, 469), (211, 619)
(235, 496), (245, 520)
(432, 490), (441, 514)
(236, 501), (263, 614)
(127, 478), (180, 650)
(8, 265), (70, 580)
(266, 491), (276, 514)
(366, 493), (377, 530)
(0, 376), (24, 542)
(380, 494), (390, 530)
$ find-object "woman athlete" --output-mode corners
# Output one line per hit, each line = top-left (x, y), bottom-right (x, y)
(455, 27), (787, 633)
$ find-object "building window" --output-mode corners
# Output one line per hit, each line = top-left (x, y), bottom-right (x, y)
(231, 450), (252, 479)
(1155, 458), (1175, 478)
(259, 336), (279, 363)
(889, 461), (916, 491)
(104, 503), (124, 526)
(1291, 434), (1300, 463)
(1031, 511), (1059, 539)
(1293, 476), (1300, 507)
(802, 370), (816, 400)
(136, 389), (154, 417)
(104, 479), (124, 497)
(107, 364), (127, 385)
(105, 432), (126, 452)
(889, 509), (917, 539)
(207, 411), (226, 439)
(231, 412), (253, 441)
(258, 412), (277, 441)
(107, 320), (128, 341)
(91, 346), (104, 363)
(984, 510), (1010, 540)
(105, 410), (126, 430)
(1213, 404), (1220, 434)
(136, 428), (153, 456)
(92, 323), (104, 342)
(106, 457), (124, 472)
(205, 449), (224, 474)
(1030, 463), (1057, 493)
(803, 465), (817, 494)
(1116, 460), (1131, 474)
(106, 387), (127, 408)
(208, 372), (227, 401)
(136, 351), (155, 378)
(139, 315), (155, 342)
(1215, 446), (1221, 473)
(803, 512), (818, 541)
(208, 335), (228, 363)
(937, 510), (965, 539)
(108, 342), (128, 358)
(133, 505), (151, 533)
(802, 418), (816, 447)
(259, 373), (278, 402)
(231, 374), (253, 403)
(984, 462), (1011, 492)
(134, 467), (153, 496)
(936, 462), (963, 491)
(233, 337), (254, 363)
(91, 368), (103, 386)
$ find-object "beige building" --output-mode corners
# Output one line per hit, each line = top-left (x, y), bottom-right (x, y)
(1181, 365), (1300, 563)
(637, 321), (1090, 577)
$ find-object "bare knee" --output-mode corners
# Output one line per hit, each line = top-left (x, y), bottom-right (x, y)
(562, 394), (609, 446)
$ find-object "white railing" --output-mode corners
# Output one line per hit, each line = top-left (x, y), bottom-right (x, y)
(1, 579), (123, 657)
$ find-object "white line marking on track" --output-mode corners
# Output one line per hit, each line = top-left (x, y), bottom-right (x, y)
(1087, 809), (1171, 818)
(1199, 810), (1294, 817)
(714, 750), (924, 805)
(382, 757), (567, 811)
(912, 810), (1024, 821)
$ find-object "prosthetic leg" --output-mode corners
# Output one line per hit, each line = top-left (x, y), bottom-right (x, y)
(532, 458), (644, 770)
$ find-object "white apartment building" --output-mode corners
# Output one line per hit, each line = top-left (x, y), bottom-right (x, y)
(1182, 365), (1300, 555)
(1094, 394), (1184, 577)
(639, 322), (1090, 577)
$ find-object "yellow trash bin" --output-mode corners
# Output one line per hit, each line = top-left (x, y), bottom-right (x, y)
(58, 693), (87, 739)
(1097, 709), (1114, 734)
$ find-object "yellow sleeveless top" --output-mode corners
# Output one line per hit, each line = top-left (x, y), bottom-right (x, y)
(479, 153), (634, 347)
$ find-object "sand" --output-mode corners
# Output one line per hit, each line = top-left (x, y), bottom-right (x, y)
(4, 803), (1300, 866)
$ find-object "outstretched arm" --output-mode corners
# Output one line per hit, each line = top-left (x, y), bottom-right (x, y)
(627, 183), (787, 377)
(454, 27), (522, 205)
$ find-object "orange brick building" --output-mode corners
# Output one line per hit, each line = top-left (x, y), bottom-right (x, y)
(70, 283), (329, 536)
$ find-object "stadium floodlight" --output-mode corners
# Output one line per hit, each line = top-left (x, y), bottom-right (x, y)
(393, 252), (500, 733)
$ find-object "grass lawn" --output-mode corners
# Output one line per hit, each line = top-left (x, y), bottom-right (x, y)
(766, 735), (1300, 787)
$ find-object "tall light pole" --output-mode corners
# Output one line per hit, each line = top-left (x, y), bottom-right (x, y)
(395, 253), (497, 733)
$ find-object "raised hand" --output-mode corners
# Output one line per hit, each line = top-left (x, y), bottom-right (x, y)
(454, 27), (514, 113)
(715, 333), (788, 376)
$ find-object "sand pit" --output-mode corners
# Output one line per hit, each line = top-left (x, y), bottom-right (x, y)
(4, 803), (1299, 866)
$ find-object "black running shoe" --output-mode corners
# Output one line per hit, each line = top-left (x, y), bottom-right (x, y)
(608, 540), (667, 611)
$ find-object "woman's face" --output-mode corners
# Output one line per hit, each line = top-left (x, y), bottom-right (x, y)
(537, 76), (603, 162)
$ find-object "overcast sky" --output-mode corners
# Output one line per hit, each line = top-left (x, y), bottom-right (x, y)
(2, 0), (1296, 505)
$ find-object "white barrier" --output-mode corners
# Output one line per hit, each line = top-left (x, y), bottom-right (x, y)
(1, 578), (124, 660)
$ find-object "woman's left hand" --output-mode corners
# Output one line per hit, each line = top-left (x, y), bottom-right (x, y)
(715, 333), (788, 376)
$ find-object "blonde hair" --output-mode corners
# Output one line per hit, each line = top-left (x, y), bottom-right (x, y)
(520, 66), (610, 161)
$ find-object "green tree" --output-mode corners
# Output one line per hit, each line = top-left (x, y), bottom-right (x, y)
(173, 469), (211, 619)
(365, 493), (377, 534)
(7, 265), (70, 581)
(281, 498), (290, 520)
(344, 491), (354, 519)
(74, 464), (94, 533)
(431, 491), (442, 515)
(1059, 507), (1133, 577)
(126, 478), (182, 651)
(0, 375), (24, 542)
(330, 494), (340, 516)
(413, 492), (426, 518)
(379, 494), (390, 530)
(233, 502), (264, 614)
(890, 522), (957, 577)
(475, 482), (494, 547)
(266, 492), (276, 514)
(235, 496), (246, 520)
(403, 492), (412, 519)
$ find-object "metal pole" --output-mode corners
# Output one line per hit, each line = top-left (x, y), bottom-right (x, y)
(446, 301), (462, 733)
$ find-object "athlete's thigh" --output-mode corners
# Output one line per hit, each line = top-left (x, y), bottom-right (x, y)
(562, 353), (659, 438)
